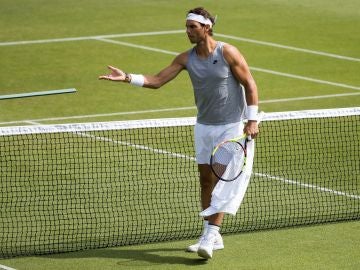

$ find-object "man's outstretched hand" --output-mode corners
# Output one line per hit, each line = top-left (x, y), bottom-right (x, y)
(98, 65), (126, 81)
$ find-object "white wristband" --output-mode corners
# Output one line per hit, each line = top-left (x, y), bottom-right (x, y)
(246, 105), (258, 121)
(129, 74), (145, 87)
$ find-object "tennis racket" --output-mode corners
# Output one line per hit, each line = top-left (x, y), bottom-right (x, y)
(210, 134), (249, 182)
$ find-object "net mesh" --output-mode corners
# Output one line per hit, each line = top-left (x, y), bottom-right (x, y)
(1, 108), (359, 257)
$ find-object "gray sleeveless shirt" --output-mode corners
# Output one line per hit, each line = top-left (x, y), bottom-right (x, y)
(186, 42), (246, 125)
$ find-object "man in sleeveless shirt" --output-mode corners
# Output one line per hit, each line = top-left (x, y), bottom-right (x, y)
(99, 7), (259, 259)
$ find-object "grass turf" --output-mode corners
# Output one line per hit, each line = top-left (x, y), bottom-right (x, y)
(0, 0), (359, 268)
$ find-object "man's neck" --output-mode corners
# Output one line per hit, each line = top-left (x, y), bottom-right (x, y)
(195, 37), (217, 59)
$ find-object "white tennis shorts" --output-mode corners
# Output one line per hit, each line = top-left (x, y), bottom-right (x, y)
(194, 121), (244, 164)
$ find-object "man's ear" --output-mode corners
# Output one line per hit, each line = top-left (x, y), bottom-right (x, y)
(204, 24), (211, 34)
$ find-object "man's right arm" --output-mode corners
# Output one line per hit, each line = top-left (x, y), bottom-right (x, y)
(142, 52), (188, 89)
(99, 52), (188, 89)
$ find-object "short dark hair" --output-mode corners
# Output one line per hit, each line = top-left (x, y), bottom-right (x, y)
(187, 7), (216, 36)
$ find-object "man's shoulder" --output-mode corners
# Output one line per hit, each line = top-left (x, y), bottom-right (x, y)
(174, 50), (191, 67)
(221, 43), (243, 65)
(222, 42), (239, 54)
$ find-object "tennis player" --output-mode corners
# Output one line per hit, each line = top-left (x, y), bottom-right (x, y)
(99, 7), (259, 259)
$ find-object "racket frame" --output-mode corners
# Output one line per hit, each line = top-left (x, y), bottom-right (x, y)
(210, 134), (248, 182)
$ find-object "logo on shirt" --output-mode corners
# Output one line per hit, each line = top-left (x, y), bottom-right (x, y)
(213, 60), (218, 64)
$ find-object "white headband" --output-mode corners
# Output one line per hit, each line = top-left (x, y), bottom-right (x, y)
(186, 13), (213, 27)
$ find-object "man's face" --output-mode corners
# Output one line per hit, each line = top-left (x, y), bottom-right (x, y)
(186, 20), (207, 44)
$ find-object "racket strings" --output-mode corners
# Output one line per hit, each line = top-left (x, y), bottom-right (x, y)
(211, 141), (246, 181)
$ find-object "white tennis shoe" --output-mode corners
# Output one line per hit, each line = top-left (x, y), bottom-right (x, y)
(186, 231), (224, 253)
(197, 230), (223, 259)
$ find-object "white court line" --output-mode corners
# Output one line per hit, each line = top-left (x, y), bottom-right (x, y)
(255, 172), (360, 200)
(260, 92), (360, 103)
(28, 120), (195, 161)
(1, 30), (359, 63)
(1, 92), (360, 125)
(70, 129), (360, 201)
(78, 132), (196, 161)
(27, 120), (359, 201)
(95, 38), (360, 91)
(0, 264), (17, 270)
(215, 33), (360, 62)
(0, 107), (196, 125)
(76, 134), (360, 205)
(0, 30), (184, 46)
(93, 37), (178, 55)
(251, 67), (360, 91)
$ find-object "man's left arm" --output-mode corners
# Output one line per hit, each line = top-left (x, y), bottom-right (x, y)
(223, 44), (259, 138)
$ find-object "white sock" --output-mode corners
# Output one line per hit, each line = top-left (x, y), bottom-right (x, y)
(207, 224), (220, 234)
(202, 220), (209, 235)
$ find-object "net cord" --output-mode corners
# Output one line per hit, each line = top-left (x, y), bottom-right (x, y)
(0, 107), (359, 136)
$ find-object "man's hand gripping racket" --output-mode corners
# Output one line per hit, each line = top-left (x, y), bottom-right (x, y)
(210, 112), (264, 182)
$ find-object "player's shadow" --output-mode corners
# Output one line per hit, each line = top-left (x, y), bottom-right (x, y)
(49, 247), (209, 266)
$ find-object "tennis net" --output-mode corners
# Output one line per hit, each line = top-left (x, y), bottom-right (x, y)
(1, 107), (359, 257)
